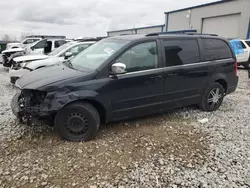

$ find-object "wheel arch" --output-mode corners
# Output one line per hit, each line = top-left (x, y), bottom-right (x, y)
(48, 96), (108, 124)
(66, 99), (107, 124)
(214, 79), (227, 93)
(200, 74), (228, 95)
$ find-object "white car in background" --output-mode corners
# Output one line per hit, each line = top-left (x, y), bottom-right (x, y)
(6, 38), (42, 49)
(230, 39), (250, 69)
(239, 39), (250, 68)
(9, 41), (95, 84)
(25, 38), (66, 55)
(1, 48), (25, 68)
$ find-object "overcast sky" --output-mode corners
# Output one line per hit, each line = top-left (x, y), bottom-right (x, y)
(0, 0), (218, 39)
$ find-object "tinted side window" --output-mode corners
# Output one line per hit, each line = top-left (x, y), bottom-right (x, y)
(55, 40), (66, 48)
(117, 41), (158, 73)
(33, 39), (40, 43)
(23, 39), (33, 44)
(34, 40), (46, 49)
(163, 39), (200, 66)
(202, 39), (233, 61)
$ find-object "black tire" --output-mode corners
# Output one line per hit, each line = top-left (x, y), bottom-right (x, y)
(243, 61), (250, 69)
(10, 77), (19, 85)
(54, 102), (100, 142)
(199, 82), (225, 112)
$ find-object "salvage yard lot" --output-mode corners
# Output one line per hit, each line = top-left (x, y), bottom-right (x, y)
(0, 66), (249, 188)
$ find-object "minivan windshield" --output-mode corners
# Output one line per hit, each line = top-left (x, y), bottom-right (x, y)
(69, 38), (130, 70)
(48, 42), (75, 56)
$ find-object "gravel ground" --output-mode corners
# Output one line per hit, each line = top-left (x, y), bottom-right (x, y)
(0, 65), (249, 188)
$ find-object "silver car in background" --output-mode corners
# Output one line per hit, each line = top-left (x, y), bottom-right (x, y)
(9, 41), (95, 84)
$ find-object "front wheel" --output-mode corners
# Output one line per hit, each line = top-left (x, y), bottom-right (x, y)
(199, 82), (225, 112)
(55, 102), (100, 142)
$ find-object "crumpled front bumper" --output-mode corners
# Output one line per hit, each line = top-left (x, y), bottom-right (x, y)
(11, 92), (50, 124)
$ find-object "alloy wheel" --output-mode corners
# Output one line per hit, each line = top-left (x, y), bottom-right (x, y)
(207, 88), (223, 108)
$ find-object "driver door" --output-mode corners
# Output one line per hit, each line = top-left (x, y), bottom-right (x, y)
(106, 41), (164, 120)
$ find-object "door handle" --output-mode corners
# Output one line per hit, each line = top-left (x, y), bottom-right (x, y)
(166, 73), (178, 77)
(150, 75), (162, 79)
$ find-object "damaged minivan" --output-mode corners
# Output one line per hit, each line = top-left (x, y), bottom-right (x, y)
(11, 34), (238, 141)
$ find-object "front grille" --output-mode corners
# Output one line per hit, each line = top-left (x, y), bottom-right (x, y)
(11, 61), (21, 70)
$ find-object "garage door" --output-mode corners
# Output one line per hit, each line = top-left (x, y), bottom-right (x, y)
(202, 14), (240, 38)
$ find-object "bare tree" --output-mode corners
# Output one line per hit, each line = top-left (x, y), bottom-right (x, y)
(19, 32), (34, 41)
(1, 34), (11, 41)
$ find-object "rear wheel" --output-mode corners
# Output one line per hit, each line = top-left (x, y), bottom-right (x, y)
(55, 102), (100, 142)
(199, 82), (225, 112)
(243, 61), (250, 69)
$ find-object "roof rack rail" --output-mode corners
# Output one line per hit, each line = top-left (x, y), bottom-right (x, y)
(186, 33), (218, 36)
(74, 37), (107, 42)
(120, 34), (133, 36)
(146, 30), (197, 36)
(146, 30), (218, 37)
(26, 35), (66, 39)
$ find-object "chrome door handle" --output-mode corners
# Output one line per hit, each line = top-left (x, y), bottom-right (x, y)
(166, 73), (178, 76)
(150, 75), (162, 79)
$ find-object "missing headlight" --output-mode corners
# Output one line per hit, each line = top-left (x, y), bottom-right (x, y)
(19, 89), (47, 107)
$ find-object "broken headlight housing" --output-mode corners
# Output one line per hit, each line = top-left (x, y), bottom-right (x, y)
(19, 89), (47, 107)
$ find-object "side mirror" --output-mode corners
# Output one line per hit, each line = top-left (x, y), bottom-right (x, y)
(30, 46), (34, 51)
(64, 52), (73, 59)
(111, 62), (126, 74)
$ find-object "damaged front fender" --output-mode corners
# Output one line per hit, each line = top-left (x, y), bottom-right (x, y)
(39, 89), (107, 115)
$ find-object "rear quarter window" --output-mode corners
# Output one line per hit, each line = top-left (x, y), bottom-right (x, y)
(202, 39), (233, 61)
(55, 40), (66, 48)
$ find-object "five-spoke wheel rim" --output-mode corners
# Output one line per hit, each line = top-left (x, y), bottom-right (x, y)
(65, 112), (89, 135)
(207, 88), (223, 108)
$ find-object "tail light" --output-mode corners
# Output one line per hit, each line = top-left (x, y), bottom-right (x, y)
(234, 60), (238, 76)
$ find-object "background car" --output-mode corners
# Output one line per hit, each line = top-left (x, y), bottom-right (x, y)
(230, 39), (250, 69)
(1, 48), (25, 68)
(9, 41), (95, 84)
(25, 38), (67, 55)
(6, 37), (41, 49)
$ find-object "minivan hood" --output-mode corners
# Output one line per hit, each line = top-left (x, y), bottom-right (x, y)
(16, 64), (92, 90)
(13, 54), (48, 62)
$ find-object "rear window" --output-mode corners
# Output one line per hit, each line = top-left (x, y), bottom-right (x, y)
(240, 41), (247, 49)
(55, 40), (66, 48)
(202, 39), (233, 61)
(245, 41), (250, 47)
(163, 39), (200, 66)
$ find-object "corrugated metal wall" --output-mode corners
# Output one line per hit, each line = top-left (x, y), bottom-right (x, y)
(107, 25), (164, 36)
(166, 0), (250, 38)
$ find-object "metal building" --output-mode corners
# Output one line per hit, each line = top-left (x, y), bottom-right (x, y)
(107, 25), (165, 37)
(165, 0), (250, 39)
